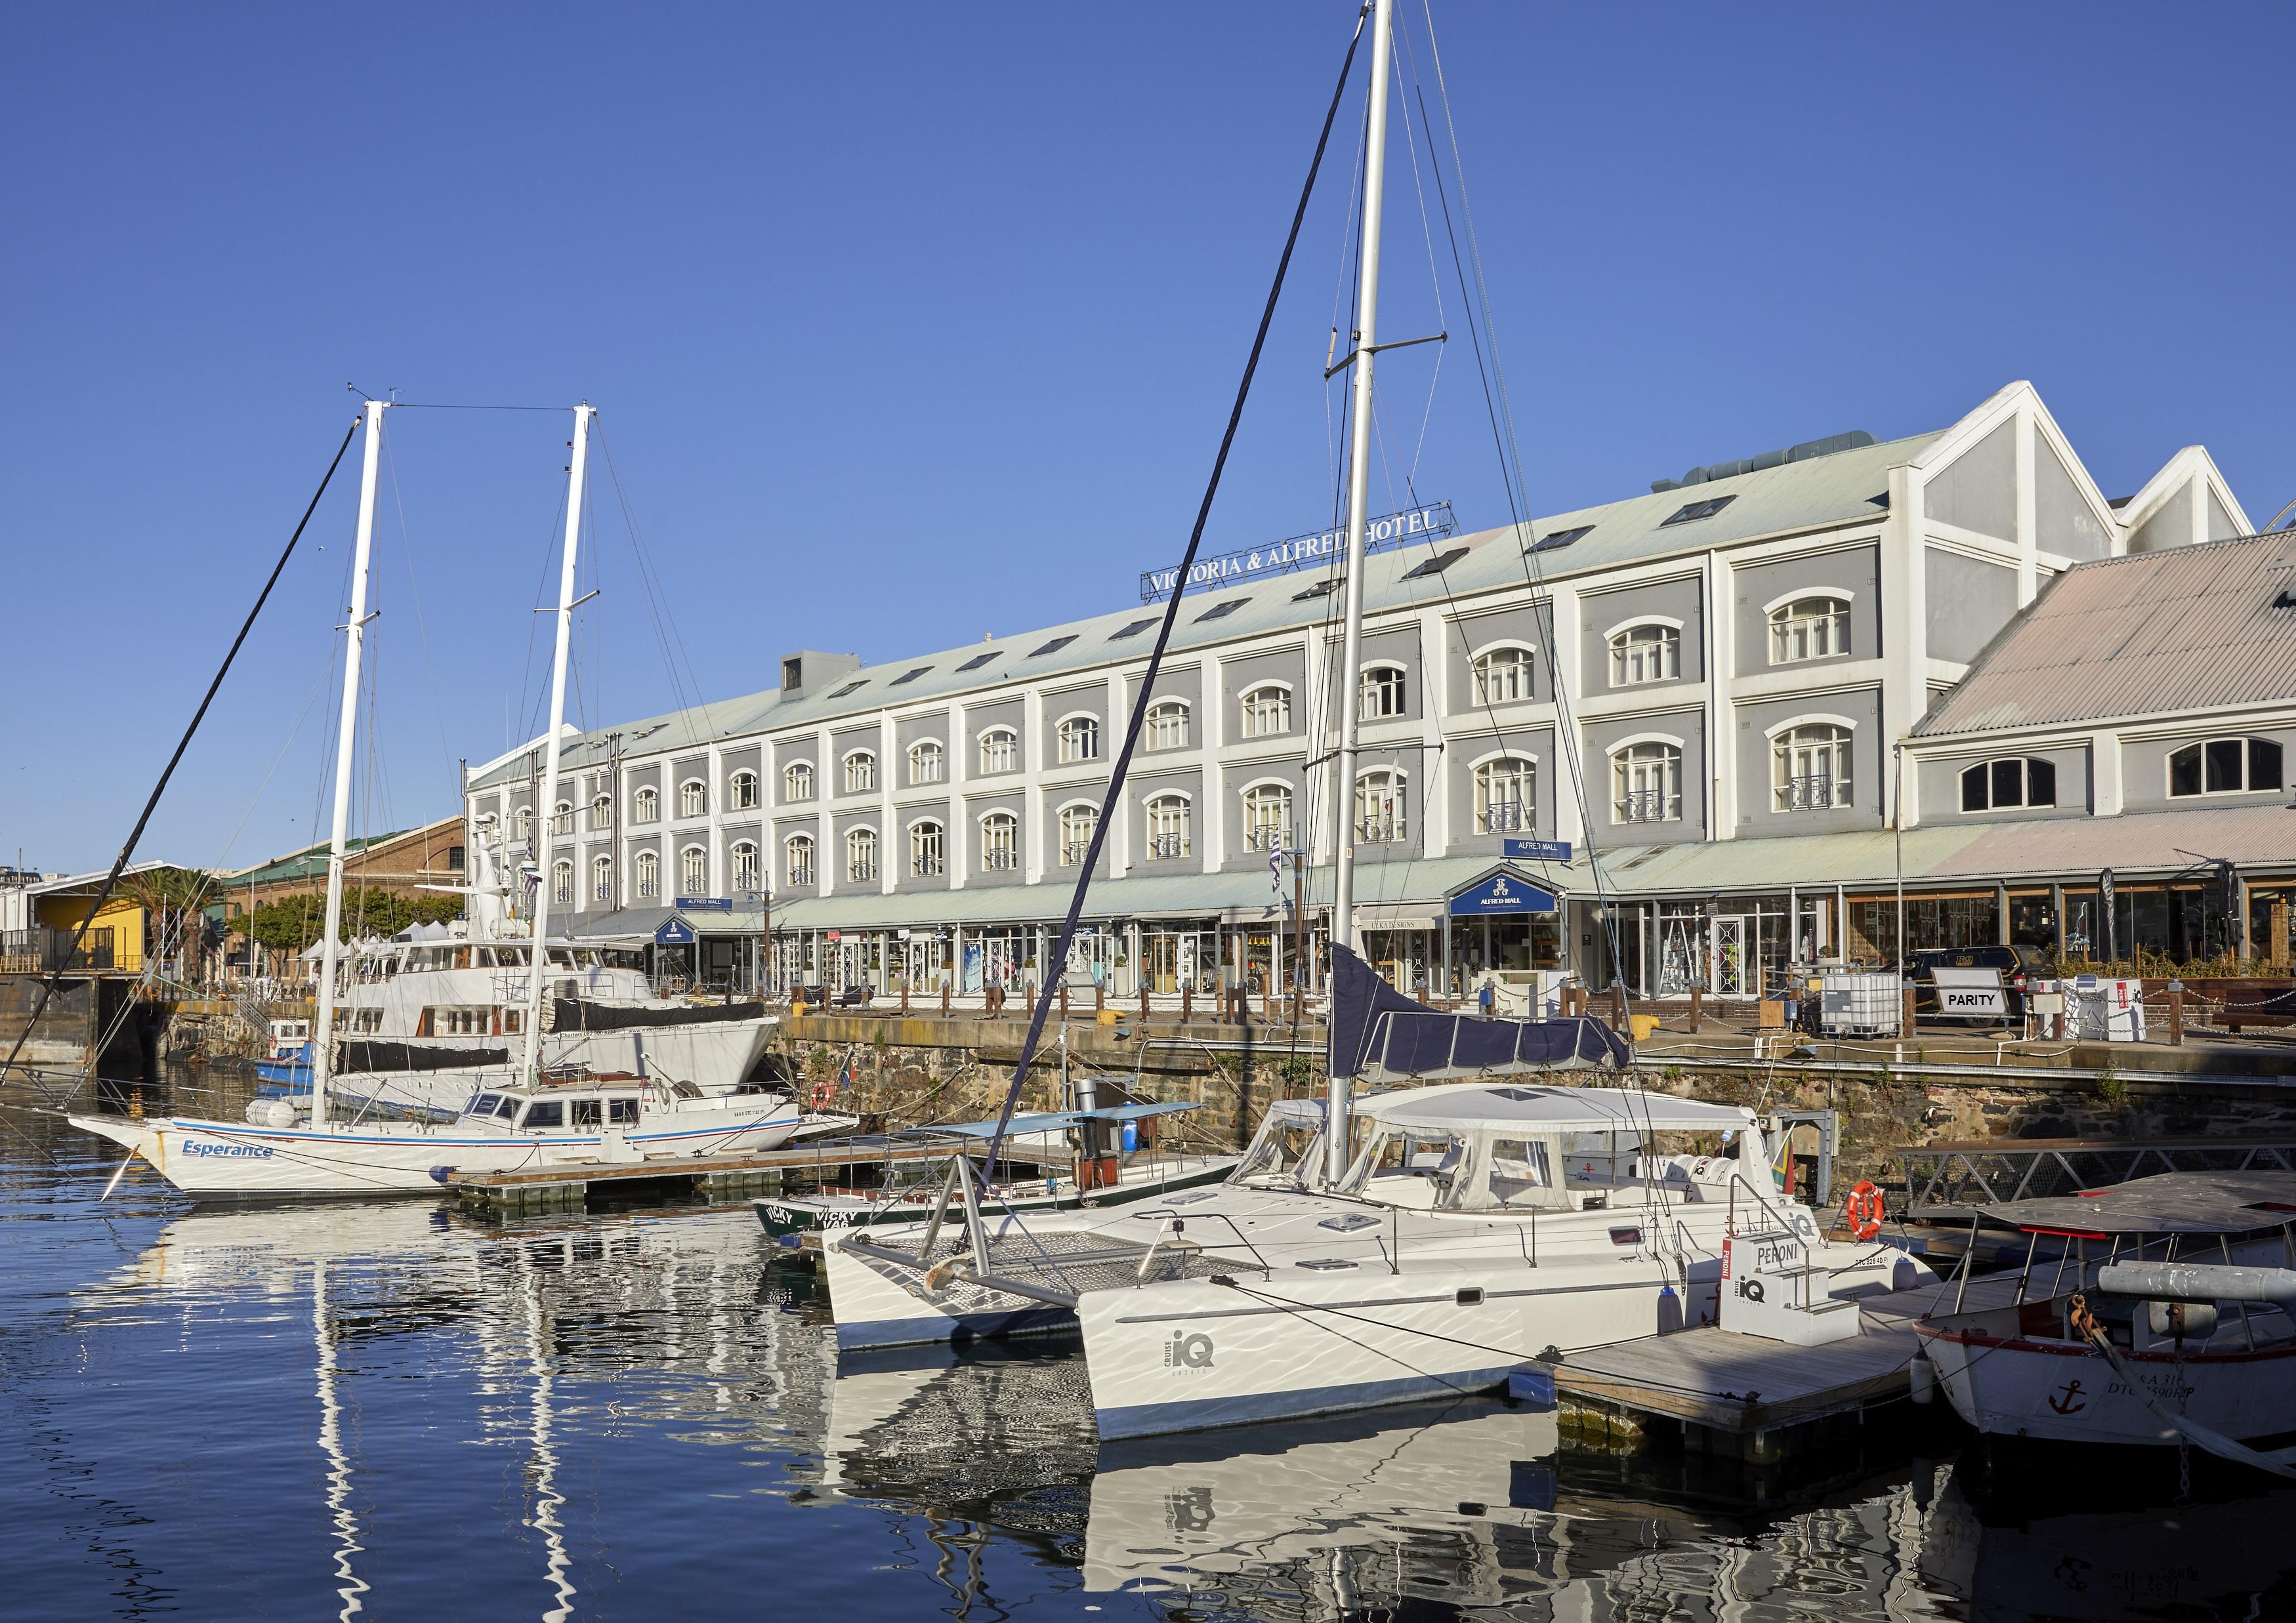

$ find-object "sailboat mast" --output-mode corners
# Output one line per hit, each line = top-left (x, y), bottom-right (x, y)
(310, 399), (386, 1133)
(1327, 0), (1394, 1182)
(522, 403), (593, 1082)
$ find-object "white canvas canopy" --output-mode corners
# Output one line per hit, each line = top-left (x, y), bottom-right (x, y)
(1360, 1084), (1753, 1138)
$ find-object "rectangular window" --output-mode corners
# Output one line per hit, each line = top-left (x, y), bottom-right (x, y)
(2206, 738), (2244, 792)
(1195, 598), (1249, 622)
(1030, 636), (1076, 657)
(522, 1101), (564, 1130)
(572, 1099), (602, 1127)
(1988, 758), (2024, 809)
(958, 650), (1000, 672)
(1110, 618), (1158, 640)
(609, 1099), (639, 1125)
(1530, 525), (1593, 552)
(1661, 494), (1736, 526)
(890, 666), (930, 686)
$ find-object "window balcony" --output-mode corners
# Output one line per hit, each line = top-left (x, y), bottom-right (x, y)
(1616, 790), (1680, 824)
(1476, 801), (1531, 833)
(1777, 774), (1851, 812)
(1147, 833), (1192, 860)
(1245, 825), (1290, 852)
(846, 861), (878, 883)
(1061, 840), (1094, 867)
(911, 855), (946, 878)
(980, 850), (1020, 872)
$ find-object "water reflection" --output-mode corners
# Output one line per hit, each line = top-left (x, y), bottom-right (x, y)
(10, 1083), (2296, 1622)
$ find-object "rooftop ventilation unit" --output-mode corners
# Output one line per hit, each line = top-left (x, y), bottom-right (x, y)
(1650, 430), (1876, 494)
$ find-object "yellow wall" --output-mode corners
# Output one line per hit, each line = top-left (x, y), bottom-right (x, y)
(32, 895), (145, 970)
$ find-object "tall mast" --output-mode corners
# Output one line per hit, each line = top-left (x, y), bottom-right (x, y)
(310, 399), (386, 1134)
(522, 403), (593, 1082)
(1327, 0), (1394, 1182)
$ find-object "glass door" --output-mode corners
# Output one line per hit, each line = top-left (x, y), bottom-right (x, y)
(1711, 916), (1751, 997)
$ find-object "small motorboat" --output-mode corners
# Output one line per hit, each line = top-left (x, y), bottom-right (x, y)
(1915, 1170), (2296, 1458)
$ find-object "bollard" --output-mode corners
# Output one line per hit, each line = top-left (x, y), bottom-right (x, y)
(1095, 982), (1105, 1015)
(1059, 983), (1069, 1021)
(941, 983), (950, 1016)
(1688, 986), (1703, 1035)
(1610, 985), (1627, 1031)
(2169, 981), (2184, 1047)
(1141, 984), (1150, 1021)
(1902, 983), (1917, 1038)
(1180, 985), (1192, 1023)
(901, 983), (910, 1014)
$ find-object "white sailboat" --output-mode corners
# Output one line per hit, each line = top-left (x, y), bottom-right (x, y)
(73, 401), (826, 1197)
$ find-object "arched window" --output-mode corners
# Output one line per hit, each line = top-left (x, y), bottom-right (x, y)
(1057, 804), (1098, 867)
(1242, 783), (1292, 851)
(1474, 756), (1535, 833)
(784, 834), (815, 888)
(729, 770), (759, 810)
(589, 793), (612, 831)
(1240, 684), (1291, 737)
(1612, 743), (1682, 824)
(1960, 757), (2059, 812)
(1608, 623), (1680, 686)
(1768, 596), (1850, 665)
(591, 854), (614, 903)
(782, 762), (814, 802)
(1358, 664), (1407, 721)
(845, 827), (878, 882)
(633, 786), (659, 824)
(679, 846), (707, 894)
(909, 820), (945, 878)
(678, 779), (707, 818)
(551, 800), (574, 836)
(635, 850), (660, 897)
(978, 727), (1018, 774)
(1354, 769), (1406, 844)
(980, 812), (1019, 871)
(730, 840), (759, 891)
(1144, 794), (1191, 860)
(1057, 715), (1100, 763)
(1773, 724), (1852, 811)
(1146, 700), (1189, 750)
(551, 859), (574, 906)
(907, 740), (944, 785)
(2169, 737), (2285, 798)
(1471, 646), (1535, 705)
(514, 806), (534, 840)
(843, 751), (876, 794)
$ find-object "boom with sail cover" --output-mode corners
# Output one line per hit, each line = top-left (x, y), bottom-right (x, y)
(1325, 944), (1629, 1085)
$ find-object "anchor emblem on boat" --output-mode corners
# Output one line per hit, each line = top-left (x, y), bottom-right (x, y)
(2047, 1378), (2088, 1415)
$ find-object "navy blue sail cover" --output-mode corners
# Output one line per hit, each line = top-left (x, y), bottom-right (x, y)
(1327, 945), (1630, 1083)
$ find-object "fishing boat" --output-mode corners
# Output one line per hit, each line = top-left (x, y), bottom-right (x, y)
(752, 1100), (1240, 1237)
(1913, 1170), (2296, 1464)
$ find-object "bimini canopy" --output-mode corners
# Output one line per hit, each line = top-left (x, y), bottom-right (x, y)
(1978, 1170), (2296, 1238)
(1327, 944), (1630, 1084)
(1361, 1082), (1753, 1138)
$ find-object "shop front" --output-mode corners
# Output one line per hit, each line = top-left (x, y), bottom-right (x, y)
(1440, 871), (1564, 997)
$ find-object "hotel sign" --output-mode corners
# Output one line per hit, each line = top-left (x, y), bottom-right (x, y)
(1140, 501), (1456, 603)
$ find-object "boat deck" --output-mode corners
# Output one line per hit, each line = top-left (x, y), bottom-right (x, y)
(1545, 1272), (2024, 1458)
(443, 1134), (1059, 1214)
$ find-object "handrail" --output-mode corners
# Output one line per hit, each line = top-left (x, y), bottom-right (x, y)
(1127, 1205), (1272, 1277)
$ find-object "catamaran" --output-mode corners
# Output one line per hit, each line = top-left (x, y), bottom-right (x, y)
(72, 401), (828, 1196)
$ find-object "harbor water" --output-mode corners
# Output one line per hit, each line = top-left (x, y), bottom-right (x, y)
(7, 1070), (2295, 1621)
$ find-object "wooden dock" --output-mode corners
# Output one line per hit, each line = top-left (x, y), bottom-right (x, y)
(1544, 1273), (2020, 1465)
(442, 1136), (1056, 1216)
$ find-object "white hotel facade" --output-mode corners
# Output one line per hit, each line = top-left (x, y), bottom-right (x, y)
(463, 382), (2296, 1000)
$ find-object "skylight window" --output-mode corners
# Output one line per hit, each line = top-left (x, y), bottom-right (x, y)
(1029, 635), (1076, 658)
(1194, 598), (1249, 623)
(957, 650), (1001, 672)
(890, 666), (930, 686)
(1110, 617), (1159, 640)
(829, 679), (868, 697)
(1661, 495), (1736, 527)
(1401, 546), (1469, 580)
(1293, 579), (1341, 601)
(1530, 525), (1592, 552)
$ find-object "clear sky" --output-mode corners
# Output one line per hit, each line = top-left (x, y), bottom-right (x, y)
(4, 4), (2291, 875)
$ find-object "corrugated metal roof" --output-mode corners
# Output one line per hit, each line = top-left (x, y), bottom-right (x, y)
(472, 430), (1942, 790)
(1917, 530), (2296, 737)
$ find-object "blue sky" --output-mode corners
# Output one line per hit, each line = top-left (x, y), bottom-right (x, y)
(4, 4), (2291, 874)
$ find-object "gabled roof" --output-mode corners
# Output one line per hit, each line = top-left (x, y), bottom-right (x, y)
(470, 429), (1943, 790)
(1915, 530), (2296, 737)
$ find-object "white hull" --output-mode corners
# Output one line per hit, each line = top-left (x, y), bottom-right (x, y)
(757, 1153), (1242, 1235)
(1921, 1321), (2296, 1448)
(71, 1099), (810, 1199)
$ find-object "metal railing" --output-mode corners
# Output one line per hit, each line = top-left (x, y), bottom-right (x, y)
(980, 848), (1019, 872)
(846, 860), (878, 882)
(1147, 833), (1192, 860)
(1354, 813), (1405, 844)
(1245, 824), (1291, 852)
(1616, 789), (1679, 823)
(1477, 801), (1530, 833)
(1060, 840), (1094, 867)
(911, 855), (946, 878)
(1777, 774), (1850, 812)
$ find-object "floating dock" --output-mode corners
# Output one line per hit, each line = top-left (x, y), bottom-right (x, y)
(443, 1136), (1056, 1216)
(1541, 1273), (2020, 1468)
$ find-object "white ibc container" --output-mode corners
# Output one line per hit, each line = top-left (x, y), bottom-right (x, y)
(1820, 972), (1902, 1036)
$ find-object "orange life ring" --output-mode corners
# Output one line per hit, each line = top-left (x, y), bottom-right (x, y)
(809, 1082), (835, 1111)
(1842, 1180), (1885, 1241)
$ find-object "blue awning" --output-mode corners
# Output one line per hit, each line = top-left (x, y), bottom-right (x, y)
(1448, 871), (1560, 916)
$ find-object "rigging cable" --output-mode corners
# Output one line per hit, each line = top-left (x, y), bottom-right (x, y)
(983, 3), (1375, 1185)
(1, 415), (365, 1088)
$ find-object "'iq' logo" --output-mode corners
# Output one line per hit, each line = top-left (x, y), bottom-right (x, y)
(1165, 1331), (1215, 1370)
